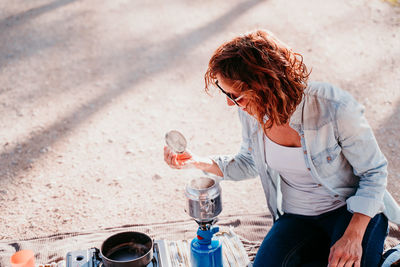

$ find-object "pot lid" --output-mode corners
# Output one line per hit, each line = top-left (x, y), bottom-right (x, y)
(165, 130), (187, 154)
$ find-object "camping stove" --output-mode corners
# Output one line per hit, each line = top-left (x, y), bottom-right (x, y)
(185, 177), (223, 267)
(66, 241), (171, 267)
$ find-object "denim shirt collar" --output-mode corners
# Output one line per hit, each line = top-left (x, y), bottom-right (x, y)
(246, 92), (305, 136)
(289, 93), (305, 133)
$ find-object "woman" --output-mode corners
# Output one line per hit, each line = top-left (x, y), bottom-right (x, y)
(163, 29), (400, 266)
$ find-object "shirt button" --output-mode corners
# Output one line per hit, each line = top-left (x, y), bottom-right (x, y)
(334, 194), (339, 198)
(327, 156), (332, 161)
(303, 150), (307, 154)
(307, 168), (311, 171)
(317, 184), (322, 187)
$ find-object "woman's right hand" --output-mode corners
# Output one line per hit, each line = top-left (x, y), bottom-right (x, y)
(164, 146), (195, 169)
(164, 146), (224, 177)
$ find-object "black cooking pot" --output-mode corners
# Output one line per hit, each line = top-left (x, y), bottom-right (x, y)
(100, 231), (153, 267)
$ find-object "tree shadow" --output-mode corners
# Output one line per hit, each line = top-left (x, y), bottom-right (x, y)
(0, 0), (265, 180)
(0, 0), (76, 28)
(0, 0), (78, 72)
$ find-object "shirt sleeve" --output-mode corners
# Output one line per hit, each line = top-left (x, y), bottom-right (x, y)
(210, 109), (259, 181)
(336, 96), (387, 217)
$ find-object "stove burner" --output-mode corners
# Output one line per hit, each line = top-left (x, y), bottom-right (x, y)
(194, 218), (218, 230)
(66, 242), (164, 267)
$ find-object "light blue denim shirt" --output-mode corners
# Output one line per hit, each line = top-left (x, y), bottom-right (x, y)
(212, 81), (400, 224)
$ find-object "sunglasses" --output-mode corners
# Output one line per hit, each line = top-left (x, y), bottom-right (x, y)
(215, 80), (244, 106)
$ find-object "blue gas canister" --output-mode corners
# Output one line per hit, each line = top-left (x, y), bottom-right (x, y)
(190, 226), (223, 267)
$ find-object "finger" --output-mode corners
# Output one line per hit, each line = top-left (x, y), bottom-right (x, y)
(165, 151), (179, 169)
(328, 248), (336, 265)
(164, 146), (172, 156)
(167, 151), (174, 164)
(336, 256), (348, 267)
(172, 154), (180, 167)
(165, 150), (171, 164)
(328, 251), (340, 267)
(343, 260), (354, 267)
(353, 260), (361, 267)
(163, 147), (169, 162)
(164, 153), (174, 167)
(177, 153), (192, 161)
(184, 148), (193, 156)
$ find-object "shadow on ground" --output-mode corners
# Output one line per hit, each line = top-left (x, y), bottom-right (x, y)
(0, 0), (264, 180)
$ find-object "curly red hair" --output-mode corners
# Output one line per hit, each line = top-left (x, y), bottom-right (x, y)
(205, 29), (310, 130)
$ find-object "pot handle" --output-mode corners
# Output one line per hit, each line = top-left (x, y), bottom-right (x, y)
(91, 247), (103, 265)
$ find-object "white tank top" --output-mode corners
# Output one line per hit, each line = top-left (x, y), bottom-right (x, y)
(264, 134), (346, 216)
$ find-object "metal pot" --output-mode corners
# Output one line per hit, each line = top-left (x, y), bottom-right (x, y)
(100, 231), (153, 267)
(185, 177), (222, 222)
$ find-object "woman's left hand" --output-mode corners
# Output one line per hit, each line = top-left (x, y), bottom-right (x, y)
(328, 233), (362, 267)
(328, 212), (371, 267)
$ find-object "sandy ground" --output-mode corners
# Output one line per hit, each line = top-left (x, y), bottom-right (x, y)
(0, 0), (399, 240)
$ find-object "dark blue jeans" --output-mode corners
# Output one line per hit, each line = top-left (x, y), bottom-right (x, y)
(253, 206), (388, 267)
